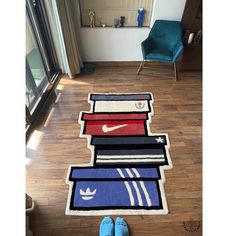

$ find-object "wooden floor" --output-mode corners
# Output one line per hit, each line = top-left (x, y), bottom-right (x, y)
(26, 64), (202, 236)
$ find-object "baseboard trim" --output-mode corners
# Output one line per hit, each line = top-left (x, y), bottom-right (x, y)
(91, 61), (140, 67)
(88, 61), (173, 68)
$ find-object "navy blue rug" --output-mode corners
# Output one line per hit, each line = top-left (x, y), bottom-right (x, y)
(66, 93), (172, 215)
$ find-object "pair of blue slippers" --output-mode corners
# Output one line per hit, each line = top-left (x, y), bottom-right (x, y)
(100, 216), (129, 236)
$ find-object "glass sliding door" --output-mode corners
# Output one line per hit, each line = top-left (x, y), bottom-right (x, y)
(26, 13), (49, 113)
(26, 0), (61, 138)
(32, 0), (60, 81)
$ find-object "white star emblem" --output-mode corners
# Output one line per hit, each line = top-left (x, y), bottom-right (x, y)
(156, 137), (164, 143)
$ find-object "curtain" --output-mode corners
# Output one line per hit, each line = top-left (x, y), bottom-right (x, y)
(43, 0), (83, 78)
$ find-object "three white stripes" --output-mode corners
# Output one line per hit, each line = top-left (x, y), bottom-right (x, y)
(132, 168), (152, 207)
(96, 155), (165, 163)
(116, 169), (135, 206)
(125, 169), (143, 206)
(117, 168), (152, 207)
(97, 159), (165, 163)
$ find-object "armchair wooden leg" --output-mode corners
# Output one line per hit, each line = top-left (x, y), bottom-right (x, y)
(137, 60), (144, 75)
(174, 62), (178, 81)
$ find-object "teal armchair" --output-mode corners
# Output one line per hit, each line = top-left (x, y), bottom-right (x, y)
(137, 20), (184, 81)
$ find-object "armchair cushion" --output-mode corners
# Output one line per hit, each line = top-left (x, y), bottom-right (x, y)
(145, 49), (173, 62)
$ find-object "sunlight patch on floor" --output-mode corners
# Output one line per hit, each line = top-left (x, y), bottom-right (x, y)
(55, 92), (62, 103)
(75, 81), (90, 85)
(26, 130), (44, 151)
(44, 107), (55, 127)
(60, 80), (90, 85)
(25, 157), (32, 167)
(56, 84), (64, 90)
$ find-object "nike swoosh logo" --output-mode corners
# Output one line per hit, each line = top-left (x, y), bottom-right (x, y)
(102, 124), (128, 133)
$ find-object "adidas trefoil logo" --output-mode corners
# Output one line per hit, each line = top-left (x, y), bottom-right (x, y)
(80, 188), (97, 200)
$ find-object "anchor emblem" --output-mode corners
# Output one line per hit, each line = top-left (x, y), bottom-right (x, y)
(135, 101), (145, 109)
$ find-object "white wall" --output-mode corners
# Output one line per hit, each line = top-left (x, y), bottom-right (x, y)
(79, 27), (150, 61)
(152, 0), (186, 24)
(78, 0), (186, 61)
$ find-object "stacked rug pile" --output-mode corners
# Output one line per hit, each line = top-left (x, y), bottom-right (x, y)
(66, 93), (172, 215)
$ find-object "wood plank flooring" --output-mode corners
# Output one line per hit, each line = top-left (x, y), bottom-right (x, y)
(26, 64), (202, 236)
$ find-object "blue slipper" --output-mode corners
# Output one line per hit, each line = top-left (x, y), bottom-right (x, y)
(115, 217), (129, 236)
(99, 216), (114, 236)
